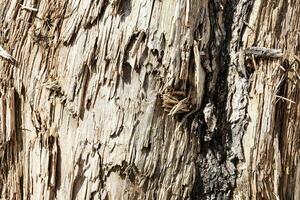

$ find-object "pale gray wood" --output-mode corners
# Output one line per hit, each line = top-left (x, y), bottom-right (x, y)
(0, 0), (299, 199)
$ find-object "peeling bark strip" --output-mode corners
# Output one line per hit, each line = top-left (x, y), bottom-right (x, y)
(0, 0), (299, 200)
(245, 47), (283, 58)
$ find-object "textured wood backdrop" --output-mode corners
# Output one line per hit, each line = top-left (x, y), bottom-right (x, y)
(0, 0), (299, 199)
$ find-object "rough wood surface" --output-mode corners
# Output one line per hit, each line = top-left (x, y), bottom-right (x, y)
(0, 0), (299, 199)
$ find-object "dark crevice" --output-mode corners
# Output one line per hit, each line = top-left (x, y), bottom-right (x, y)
(79, 64), (91, 119)
(118, 0), (132, 21)
(274, 0), (288, 39)
(122, 62), (132, 84)
(55, 141), (62, 194)
(15, 91), (24, 199)
(191, 0), (250, 199)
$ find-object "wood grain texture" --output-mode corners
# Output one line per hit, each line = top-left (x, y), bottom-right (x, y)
(0, 0), (298, 199)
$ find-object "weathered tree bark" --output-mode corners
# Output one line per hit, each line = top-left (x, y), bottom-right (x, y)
(0, 0), (299, 199)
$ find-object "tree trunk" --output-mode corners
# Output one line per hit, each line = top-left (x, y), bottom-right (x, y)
(0, 0), (299, 199)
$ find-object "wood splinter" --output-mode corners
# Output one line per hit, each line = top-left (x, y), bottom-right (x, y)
(20, 4), (38, 12)
(0, 45), (16, 64)
(245, 47), (283, 59)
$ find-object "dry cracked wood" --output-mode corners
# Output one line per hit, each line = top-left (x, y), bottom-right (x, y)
(0, 0), (299, 199)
